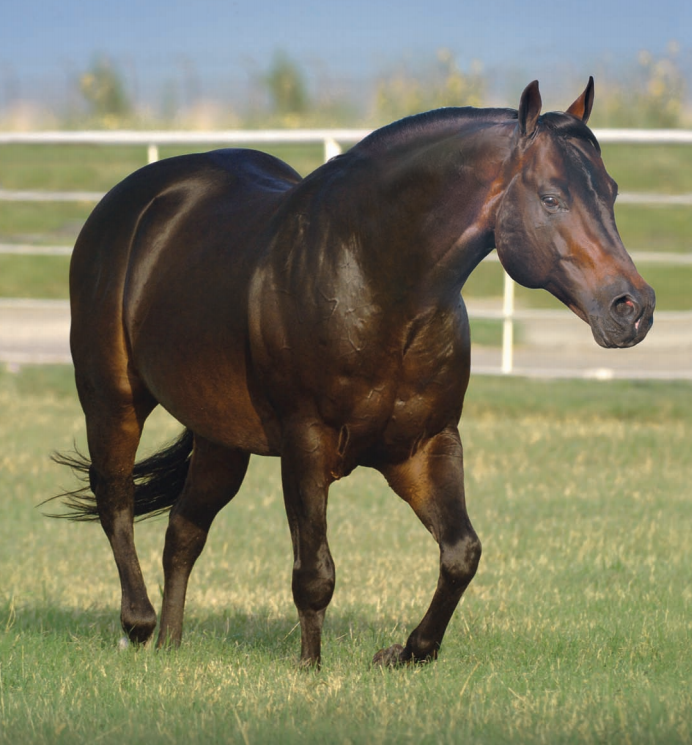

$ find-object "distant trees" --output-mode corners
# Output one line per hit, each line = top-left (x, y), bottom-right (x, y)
(262, 51), (310, 120)
(79, 56), (132, 125)
(61, 45), (688, 130)
(590, 42), (687, 129)
(374, 49), (485, 124)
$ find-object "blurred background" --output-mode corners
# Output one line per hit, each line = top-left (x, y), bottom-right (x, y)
(2, 0), (691, 130)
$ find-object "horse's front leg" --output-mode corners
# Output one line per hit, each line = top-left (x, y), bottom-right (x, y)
(374, 426), (481, 666)
(280, 420), (338, 668)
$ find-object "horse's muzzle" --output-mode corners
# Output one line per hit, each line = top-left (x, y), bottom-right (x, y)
(590, 285), (656, 348)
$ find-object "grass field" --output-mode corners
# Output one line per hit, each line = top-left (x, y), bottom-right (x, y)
(0, 366), (690, 744)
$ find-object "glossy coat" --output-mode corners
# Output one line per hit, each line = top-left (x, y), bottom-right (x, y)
(57, 79), (654, 666)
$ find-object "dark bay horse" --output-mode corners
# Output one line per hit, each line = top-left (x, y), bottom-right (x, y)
(54, 79), (654, 667)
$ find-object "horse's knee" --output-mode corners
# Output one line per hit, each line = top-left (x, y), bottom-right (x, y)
(441, 532), (482, 587)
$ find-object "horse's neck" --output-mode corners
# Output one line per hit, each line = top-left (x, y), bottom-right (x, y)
(345, 119), (512, 300)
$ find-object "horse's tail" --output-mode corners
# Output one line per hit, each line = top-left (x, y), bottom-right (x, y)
(47, 429), (194, 522)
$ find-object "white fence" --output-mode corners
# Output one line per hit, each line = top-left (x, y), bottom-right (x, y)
(1, 129), (691, 378)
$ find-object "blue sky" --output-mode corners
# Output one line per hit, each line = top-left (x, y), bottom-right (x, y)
(5, 0), (692, 111)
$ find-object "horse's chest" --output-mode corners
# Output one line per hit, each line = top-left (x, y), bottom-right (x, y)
(385, 345), (467, 439)
(251, 262), (470, 457)
(331, 321), (470, 461)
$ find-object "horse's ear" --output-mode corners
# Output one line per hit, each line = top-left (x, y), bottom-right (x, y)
(518, 80), (542, 137)
(566, 76), (595, 124)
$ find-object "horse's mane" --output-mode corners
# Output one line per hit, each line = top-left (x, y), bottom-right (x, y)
(352, 106), (600, 155)
(354, 107), (518, 154)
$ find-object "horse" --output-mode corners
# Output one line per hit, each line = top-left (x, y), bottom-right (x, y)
(52, 78), (655, 668)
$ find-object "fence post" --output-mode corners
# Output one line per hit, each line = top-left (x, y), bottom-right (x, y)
(501, 270), (515, 374)
(323, 138), (342, 162)
(147, 144), (159, 164)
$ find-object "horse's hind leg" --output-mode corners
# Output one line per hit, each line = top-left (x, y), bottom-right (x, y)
(374, 426), (482, 666)
(280, 421), (337, 667)
(157, 437), (250, 648)
(77, 374), (158, 644)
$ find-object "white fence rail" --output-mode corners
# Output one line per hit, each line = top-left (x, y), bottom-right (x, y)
(1, 129), (691, 378)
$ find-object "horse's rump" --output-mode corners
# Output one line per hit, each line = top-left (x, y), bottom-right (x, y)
(70, 149), (301, 453)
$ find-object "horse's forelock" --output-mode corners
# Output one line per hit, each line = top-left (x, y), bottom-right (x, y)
(539, 112), (601, 154)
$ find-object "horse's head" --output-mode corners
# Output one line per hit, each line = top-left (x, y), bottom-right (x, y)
(495, 78), (655, 348)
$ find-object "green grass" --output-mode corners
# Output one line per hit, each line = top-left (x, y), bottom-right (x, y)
(600, 143), (692, 194)
(0, 366), (690, 744)
(615, 205), (692, 254)
(0, 254), (70, 298)
(573, 143), (692, 264)
(0, 202), (94, 247)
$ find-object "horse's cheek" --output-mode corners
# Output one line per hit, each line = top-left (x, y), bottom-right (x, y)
(495, 213), (535, 288)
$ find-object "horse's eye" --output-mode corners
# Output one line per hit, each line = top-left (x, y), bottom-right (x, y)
(541, 195), (561, 213)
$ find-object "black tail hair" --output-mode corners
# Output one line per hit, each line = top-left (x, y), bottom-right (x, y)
(45, 429), (194, 522)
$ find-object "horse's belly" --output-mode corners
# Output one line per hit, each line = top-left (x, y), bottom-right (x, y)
(131, 319), (279, 456)
(146, 364), (277, 455)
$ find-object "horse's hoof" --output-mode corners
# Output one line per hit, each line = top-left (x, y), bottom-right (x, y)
(121, 608), (157, 646)
(372, 643), (408, 667)
(124, 626), (156, 646)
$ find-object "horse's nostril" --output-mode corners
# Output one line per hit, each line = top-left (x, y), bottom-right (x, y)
(611, 294), (637, 318)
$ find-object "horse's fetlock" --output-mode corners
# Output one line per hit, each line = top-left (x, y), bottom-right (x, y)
(406, 632), (439, 663)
